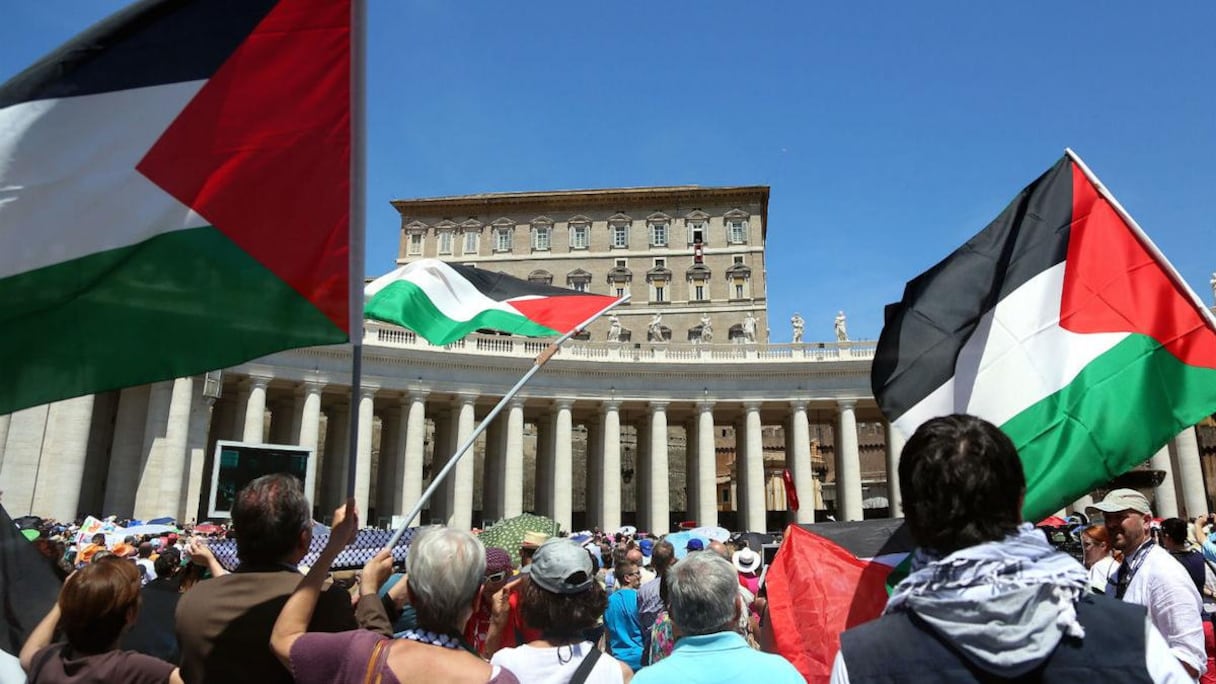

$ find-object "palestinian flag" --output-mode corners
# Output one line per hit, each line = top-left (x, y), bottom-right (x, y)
(872, 153), (1216, 521)
(762, 521), (912, 684)
(0, 0), (352, 416)
(365, 259), (619, 345)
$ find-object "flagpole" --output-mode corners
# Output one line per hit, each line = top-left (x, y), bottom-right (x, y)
(384, 293), (631, 549)
(344, 0), (368, 506)
(1065, 148), (1216, 331)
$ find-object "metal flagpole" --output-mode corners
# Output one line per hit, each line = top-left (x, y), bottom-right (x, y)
(385, 293), (631, 549)
(344, 0), (368, 504)
(1064, 148), (1216, 331)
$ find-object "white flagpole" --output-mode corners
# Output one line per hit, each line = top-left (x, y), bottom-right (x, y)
(385, 293), (631, 549)
(344, 0), (367, 504)
(1064, 148), (1216, 331)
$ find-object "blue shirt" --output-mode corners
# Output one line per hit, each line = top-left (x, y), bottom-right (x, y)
(604, 588), (643, 671)
(632, 631), (803, 684)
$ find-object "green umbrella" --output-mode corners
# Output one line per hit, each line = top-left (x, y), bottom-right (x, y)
(478, 513), (560, 567)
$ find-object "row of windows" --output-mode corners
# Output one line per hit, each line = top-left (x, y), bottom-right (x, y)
(405, 220), (748, 256)
(529, 272), (752, 301)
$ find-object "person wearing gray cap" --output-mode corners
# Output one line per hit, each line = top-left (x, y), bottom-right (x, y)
(1090, 488), (1207, 678)
(491, 538), (633, 682)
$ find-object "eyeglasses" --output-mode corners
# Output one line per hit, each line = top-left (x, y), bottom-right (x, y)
(485, 570), (508, 583)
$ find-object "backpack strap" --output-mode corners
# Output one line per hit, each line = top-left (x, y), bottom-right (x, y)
(569, 645), (603, 684)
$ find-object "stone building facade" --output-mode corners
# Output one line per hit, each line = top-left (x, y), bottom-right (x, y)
(390, 185), (771, 344)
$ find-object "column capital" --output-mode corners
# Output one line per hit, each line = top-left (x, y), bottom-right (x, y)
(836, 398), (857, 411)
(453, 393), (478, 407)
(600, 399), (622, 412)
(506, 396), (526, 409)
(789, 399), (808, 412)
(648, 399), (669, 412)
(244, 374), (272, 390)
(407, 388), (430, 403)
(359, 385), (379, 401)
(553, 398), (576, 410)
(696, 399), (714, 413)
(742, 400), (763, 411)
(297, 379), (326, 395)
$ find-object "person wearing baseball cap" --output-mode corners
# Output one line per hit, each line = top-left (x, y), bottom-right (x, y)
(1088, 488), (1206, 677)
(491, 539), (632, 682)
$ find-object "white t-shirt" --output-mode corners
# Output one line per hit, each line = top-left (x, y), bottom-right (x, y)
(135, 558), (155, 585)
(1088, 555), (1118, 594)
(1110, 543), (1206, 676)
(490, 641), (625, 684)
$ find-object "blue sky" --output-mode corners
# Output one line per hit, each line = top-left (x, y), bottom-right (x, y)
(4, 2), (1214, 342)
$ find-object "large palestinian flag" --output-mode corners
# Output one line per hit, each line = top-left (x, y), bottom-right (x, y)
(872, 153), (1216, 520)
(365, 259), (620, 345)
(0, 0), (352, 415)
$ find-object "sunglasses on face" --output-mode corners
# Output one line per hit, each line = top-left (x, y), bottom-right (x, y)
(485, 570), (508, 583)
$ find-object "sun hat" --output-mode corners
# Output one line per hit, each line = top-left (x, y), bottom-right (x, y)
(1086, 488), (1151, 517)
(733, 547), (762, 574)
(521, 531), (551, 549)
(527, 538), (595, 594)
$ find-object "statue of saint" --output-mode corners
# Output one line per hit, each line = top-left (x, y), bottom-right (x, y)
(648, 313), (664, 342)
(834, 311), (849, 343)
(791, 313), (805, 344)
(700, 313), (713, 343)
(1210, 271), (1216, 305)
(607, 314), (622, 342)
(742, 313), (757, 343)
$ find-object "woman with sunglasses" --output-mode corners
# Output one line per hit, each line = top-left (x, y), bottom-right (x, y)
(464, 547), (518, 658)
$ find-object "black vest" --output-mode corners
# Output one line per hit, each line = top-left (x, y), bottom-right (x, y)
(840, 594), (1153, 683)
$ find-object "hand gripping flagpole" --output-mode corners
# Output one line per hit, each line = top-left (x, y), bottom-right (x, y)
(1065, 148), (1216, 331)
(384, 293), (631, 550)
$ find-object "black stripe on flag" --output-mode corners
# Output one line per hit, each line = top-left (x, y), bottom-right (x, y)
(871, 156), (1075, 423)
(0, 0), (276, 109)
(448, 262), (600, 302)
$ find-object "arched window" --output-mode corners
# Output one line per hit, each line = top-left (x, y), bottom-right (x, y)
(528, 269), (553, 285)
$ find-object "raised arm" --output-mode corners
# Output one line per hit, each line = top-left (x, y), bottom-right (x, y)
(270, 499), (358, 669)
(188, 538), (229, 578)
(19, 600), (61, 672)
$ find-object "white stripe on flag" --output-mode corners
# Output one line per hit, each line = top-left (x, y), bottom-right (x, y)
(0, 82), (208, 280)
(894, 263), (1127, 436)
(365, 259), (518, 322)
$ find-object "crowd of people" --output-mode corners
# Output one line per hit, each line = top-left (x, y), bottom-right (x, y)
(11, 414), (1216, 682)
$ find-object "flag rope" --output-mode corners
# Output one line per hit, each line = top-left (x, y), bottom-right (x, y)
(384, 293), (631, 550)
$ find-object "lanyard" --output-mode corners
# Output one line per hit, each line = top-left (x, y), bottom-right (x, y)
(1116, 540), (1155, 599)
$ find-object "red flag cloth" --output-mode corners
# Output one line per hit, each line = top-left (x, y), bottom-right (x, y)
(763, 523), (907, 683)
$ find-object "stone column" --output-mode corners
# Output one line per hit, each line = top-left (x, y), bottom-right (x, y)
(296, 382), (325, 505)
(836, 399), (863, 522)
(788, 401), (815, 524)
(1151, 445), (1180, 519)
(741, 401), (766, 532)
(647, 401), (670, 535)
(504, 398), (525, 519)
(242, 376), (270, 444)
(31, 396), (95, 522)
(354, 387), (377, 518)
(696, 401), (718, 528)
(153, 377), (195, 519)
(1173, 427), (1207, 518)
(104, 386), (150, 516)
(183, 383), (215, 524)
(378, 404), (402, 520)
(322, 403), (350, 515)
(585, 417), (603, 528)
(401, 391), (428, 520)
(885, 421), (906, 518)
(1071, 495), (1094, 517)
(444, 395), (477, 530)
(598, 401), (622, 531)
(133, 381), (174, 520)
(0, 413), (10, 474)
(550, 399), (575, 533)
(536, 415), (555, 517)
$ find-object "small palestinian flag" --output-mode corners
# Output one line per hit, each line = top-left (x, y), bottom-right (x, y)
(872, 152), (1216, 521)
(365, 260), (619, 345)
(762, 521), (913, 684)
(0, 0), (352, 415)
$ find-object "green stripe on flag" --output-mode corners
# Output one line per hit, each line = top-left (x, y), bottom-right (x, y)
(0, 227), (346, 414)
(365, 280), (561, 345)
(1005, 333), (1216, 521)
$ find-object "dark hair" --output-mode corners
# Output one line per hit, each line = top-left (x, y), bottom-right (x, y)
(59, 556), (141, 653)
(154, 548), (181, 578)
(1161, 518), (1189, 546)
(519, 578), (607, 639)
(231, 474), (311, 566)
(91, 533), (106, 545)
(651, 541), (677, 576)
(899, 414), (1024, 554)
(613, 560), (636, 584)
